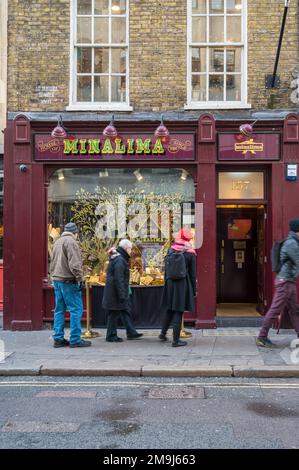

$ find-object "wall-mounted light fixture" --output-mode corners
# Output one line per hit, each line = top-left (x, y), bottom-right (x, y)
(103, 115), (118, 138)
(51, 115), (67, 139)
(239, 120), (258, 137)
(154, 115), (170, 142)
(134, 169), (143, 182)
(57, 170), (65, 181)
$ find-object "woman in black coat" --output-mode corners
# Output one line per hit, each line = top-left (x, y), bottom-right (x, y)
(160, 228), (196, 347)
(102, 240), (143, 342)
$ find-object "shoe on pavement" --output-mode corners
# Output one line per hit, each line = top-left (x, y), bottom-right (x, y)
(106, 337), (124, 342)
(127, 333), (143, 340)
(158, 334), (168, 342)
(172, 340), (188, 348)
(53, 339), (70, 348)
(69, 339), (92, 348)
(256, 337), (279, 348)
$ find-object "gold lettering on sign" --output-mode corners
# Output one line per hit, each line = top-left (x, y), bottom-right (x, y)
(235, 139), (264, 155)
(168, 139), (192, 154)
(38, 139), (60, 153)
(232, 180), (251, 191)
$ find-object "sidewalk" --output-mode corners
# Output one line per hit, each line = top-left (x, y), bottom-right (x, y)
(0, 327), (298, 378)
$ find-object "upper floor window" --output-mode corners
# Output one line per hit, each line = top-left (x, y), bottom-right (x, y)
(187, 0), (249, 109)
(69, 0), (131, 110)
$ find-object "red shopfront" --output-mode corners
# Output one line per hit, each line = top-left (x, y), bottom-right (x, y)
(3, 113), (299, 330)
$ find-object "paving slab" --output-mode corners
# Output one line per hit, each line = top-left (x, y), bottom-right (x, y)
(212, 336), (260, 356)
(210, 356), (264, 366)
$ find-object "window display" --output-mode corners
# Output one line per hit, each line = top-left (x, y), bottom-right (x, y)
(48, 168), (195, 286)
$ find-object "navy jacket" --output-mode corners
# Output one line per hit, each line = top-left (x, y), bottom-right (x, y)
(102, 247), (130, 311)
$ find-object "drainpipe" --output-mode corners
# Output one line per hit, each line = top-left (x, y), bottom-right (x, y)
(271, 0), (290, 88)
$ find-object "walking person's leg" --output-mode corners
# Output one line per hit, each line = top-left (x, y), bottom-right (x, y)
(53, 281), (69, 347)
(106, 310), (123, 342)
(120, 309), (143, 339)
(159, 309), (174, 341)
(285, 283), (299, 337)
(172, 311), (187, 347)
(257, 279), (289, 347)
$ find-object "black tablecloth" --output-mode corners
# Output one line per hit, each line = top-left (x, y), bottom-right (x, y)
(91, 285), (165, 328)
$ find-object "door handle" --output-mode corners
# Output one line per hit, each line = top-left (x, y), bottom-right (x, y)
(221, 264), (224, 274)
(221, 248), (224, 263)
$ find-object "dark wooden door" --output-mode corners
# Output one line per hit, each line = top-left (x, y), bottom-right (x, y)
(217, 208), (258, 303)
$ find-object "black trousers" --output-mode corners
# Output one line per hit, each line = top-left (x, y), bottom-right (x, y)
(161, 309), (183, 343)
(106, 309), (138, 340)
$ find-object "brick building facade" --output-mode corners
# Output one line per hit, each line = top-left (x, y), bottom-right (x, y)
(7, 0), (299, 112)
(3, 1), (299, 330)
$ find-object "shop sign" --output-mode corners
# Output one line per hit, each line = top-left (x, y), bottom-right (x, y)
(218, 133), (280, 161)
(34, 134), (195, 161)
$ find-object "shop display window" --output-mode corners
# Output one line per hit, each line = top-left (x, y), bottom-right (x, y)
(48, 168), (195, 286)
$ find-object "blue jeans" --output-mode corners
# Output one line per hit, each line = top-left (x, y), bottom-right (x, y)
(53, 281), (83, 345)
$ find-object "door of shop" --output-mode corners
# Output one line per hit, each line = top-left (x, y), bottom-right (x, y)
(217, 207), (264, 303)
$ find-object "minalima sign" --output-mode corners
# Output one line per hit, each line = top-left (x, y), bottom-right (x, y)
(34, 133), (195, 161)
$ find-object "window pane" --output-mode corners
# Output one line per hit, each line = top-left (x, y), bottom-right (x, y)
(218, 172), (264, 200)
(226, 48), (241, 72)
(227, 16), (241, 42)
(192, 75), (206, 101)
(94, 0), (109, 15)
(77, 47), (92, 73)
(48, 168), (195, 277)
(94, 17), (109, 43)
(112, 48), (126, 73)
(77, 17), (92, 43)
(209, 0), (224, 14)
(192, 47), (206, 72)
(192, 0), (207, 14)
(77, 76), (92, 101)
(192, 17), (207, 42)
(111, 18), (126, 43)
(111, 0), (126, 15)
(94, 76), (109, 101)
(209, 75), (224, 100)
(94, 48), (109, 73)
(111, 76), (126, 102)
(78, 0), (92, 15)
(226, 74), (241, 101)
(227, 0), (242, 13)
(210, 48), (224, 72)
(209, 16), (224, 42)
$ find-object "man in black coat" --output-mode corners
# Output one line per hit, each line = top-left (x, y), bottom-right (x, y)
(102, 239), (143, 342)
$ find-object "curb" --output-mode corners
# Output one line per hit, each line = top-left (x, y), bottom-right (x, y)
(40, 367), (142, 377)
(0, 365), (298, 378)
(0, 368), (41, 376)
(142, 366), (232, 377)
(233, 366), (299, 378)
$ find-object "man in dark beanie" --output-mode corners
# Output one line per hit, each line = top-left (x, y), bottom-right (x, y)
(50, 222), (91, 348)
(256, 219), (299, 348)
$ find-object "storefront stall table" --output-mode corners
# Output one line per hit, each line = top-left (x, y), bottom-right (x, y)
(91, 285), (164, 328)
